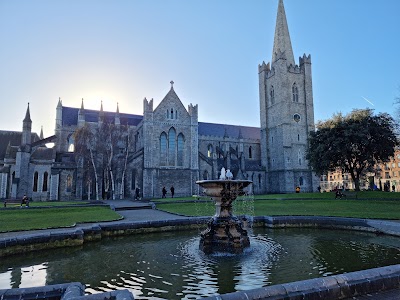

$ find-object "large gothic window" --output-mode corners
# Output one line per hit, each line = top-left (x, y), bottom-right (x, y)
(168, 127), (176, 166)
(292, 83), (299, 102)
(42, 172), (48, 192)
(160, 132), (167, 166)
(160, 128), (185, 167)
(33, 171), (38, 192)
(177, 133), (184, 166)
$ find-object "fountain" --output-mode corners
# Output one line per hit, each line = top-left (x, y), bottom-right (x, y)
(196, 168), (252, 254)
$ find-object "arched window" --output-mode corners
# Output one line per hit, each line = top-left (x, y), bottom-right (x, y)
(170, 109), (174, 119)
(299, 176), (304, 186)
(292, 83), (299, 102)
(298, 150), (302, 165)
(33, 171), (38, 192)
(160, 132), (167, 166)
(42, 172), (48, 192)
(167, 110), (170, 119)
(66, 174), (72, 193)
(249, 146), (253, 159)
(203, 170), (209, 180)
(68, 135), (74, 152)
(207, 144), (213, 158)
(270, 86), (275, 104)
(168, 127), (176, 166)
(177, 133), (184, 166)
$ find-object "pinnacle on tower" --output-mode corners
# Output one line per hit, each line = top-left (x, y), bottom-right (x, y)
(40, 126), (44, 139)
(80, 98), (85, 110)
(23, 102), (31, 123)
(271, 0), (295, 66)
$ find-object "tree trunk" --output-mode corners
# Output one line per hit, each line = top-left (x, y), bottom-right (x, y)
(120, 137), (130, 200)
(89, 148), (99, 200)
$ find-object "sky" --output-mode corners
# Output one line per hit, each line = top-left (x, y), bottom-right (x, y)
(1, 0), (400, 137)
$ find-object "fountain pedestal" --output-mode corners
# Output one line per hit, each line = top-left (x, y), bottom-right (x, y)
(196, 179), (252, 254)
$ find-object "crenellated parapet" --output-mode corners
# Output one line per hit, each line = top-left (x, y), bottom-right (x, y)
(287, 64), (301, 74)
(299, 54), (312, 66)
(258, 61), (270, 73)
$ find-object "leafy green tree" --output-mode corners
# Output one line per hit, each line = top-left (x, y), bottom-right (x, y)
(306, 109), (398, 191)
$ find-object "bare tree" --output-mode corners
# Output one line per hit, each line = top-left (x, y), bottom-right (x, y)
(74, 124), (100, 200)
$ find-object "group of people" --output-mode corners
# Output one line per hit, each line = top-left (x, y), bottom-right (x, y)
(162, 186), (175, 198)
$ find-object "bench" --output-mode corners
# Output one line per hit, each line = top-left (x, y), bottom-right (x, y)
(334, 191), (358, 199)
(3, 198), (30, 207)
(342, 191), (358, 199)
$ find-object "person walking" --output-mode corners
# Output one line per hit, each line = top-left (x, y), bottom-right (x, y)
(170, 186), (175, 198)
(162, 187), (167, 198)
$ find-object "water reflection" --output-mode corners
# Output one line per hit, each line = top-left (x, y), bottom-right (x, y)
(0, 228), (399, 299)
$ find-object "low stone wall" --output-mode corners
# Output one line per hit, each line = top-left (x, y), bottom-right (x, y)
(201, 264), (400, 300)
(0, 217), (210, 258)
(0, 282), (134, 300)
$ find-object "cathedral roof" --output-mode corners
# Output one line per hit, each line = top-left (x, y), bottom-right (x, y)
(198, 122), (260, 140)
(0, 131), (40, 160)
(31, 147), (54, 160)
(62, 107), (260, 140)
(62, 107), (143, 126)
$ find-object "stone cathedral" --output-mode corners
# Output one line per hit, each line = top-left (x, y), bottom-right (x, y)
(0, 0), (318, 201)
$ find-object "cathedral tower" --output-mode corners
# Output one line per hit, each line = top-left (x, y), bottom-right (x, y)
(259, 0), (318, 193)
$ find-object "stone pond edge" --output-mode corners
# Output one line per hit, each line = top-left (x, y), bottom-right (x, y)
(0, 215), (400, 299)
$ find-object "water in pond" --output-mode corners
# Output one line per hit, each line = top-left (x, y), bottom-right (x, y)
(0, 227), (399, 299)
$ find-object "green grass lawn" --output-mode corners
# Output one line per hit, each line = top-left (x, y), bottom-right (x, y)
(0, 206), (122, 232)
(4, 201), (90, 208)
(155, 193), (400, 220)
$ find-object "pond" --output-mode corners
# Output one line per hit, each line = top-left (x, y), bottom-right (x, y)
(0, 227), (399, 300)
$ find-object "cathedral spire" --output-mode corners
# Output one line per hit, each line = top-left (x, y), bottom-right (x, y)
(271, 0), (295, 66)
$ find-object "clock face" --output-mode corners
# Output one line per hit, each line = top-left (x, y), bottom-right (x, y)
(293, 113), (301, 123)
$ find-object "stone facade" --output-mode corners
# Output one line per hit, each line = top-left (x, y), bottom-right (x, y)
(0, 0), (318, 201)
